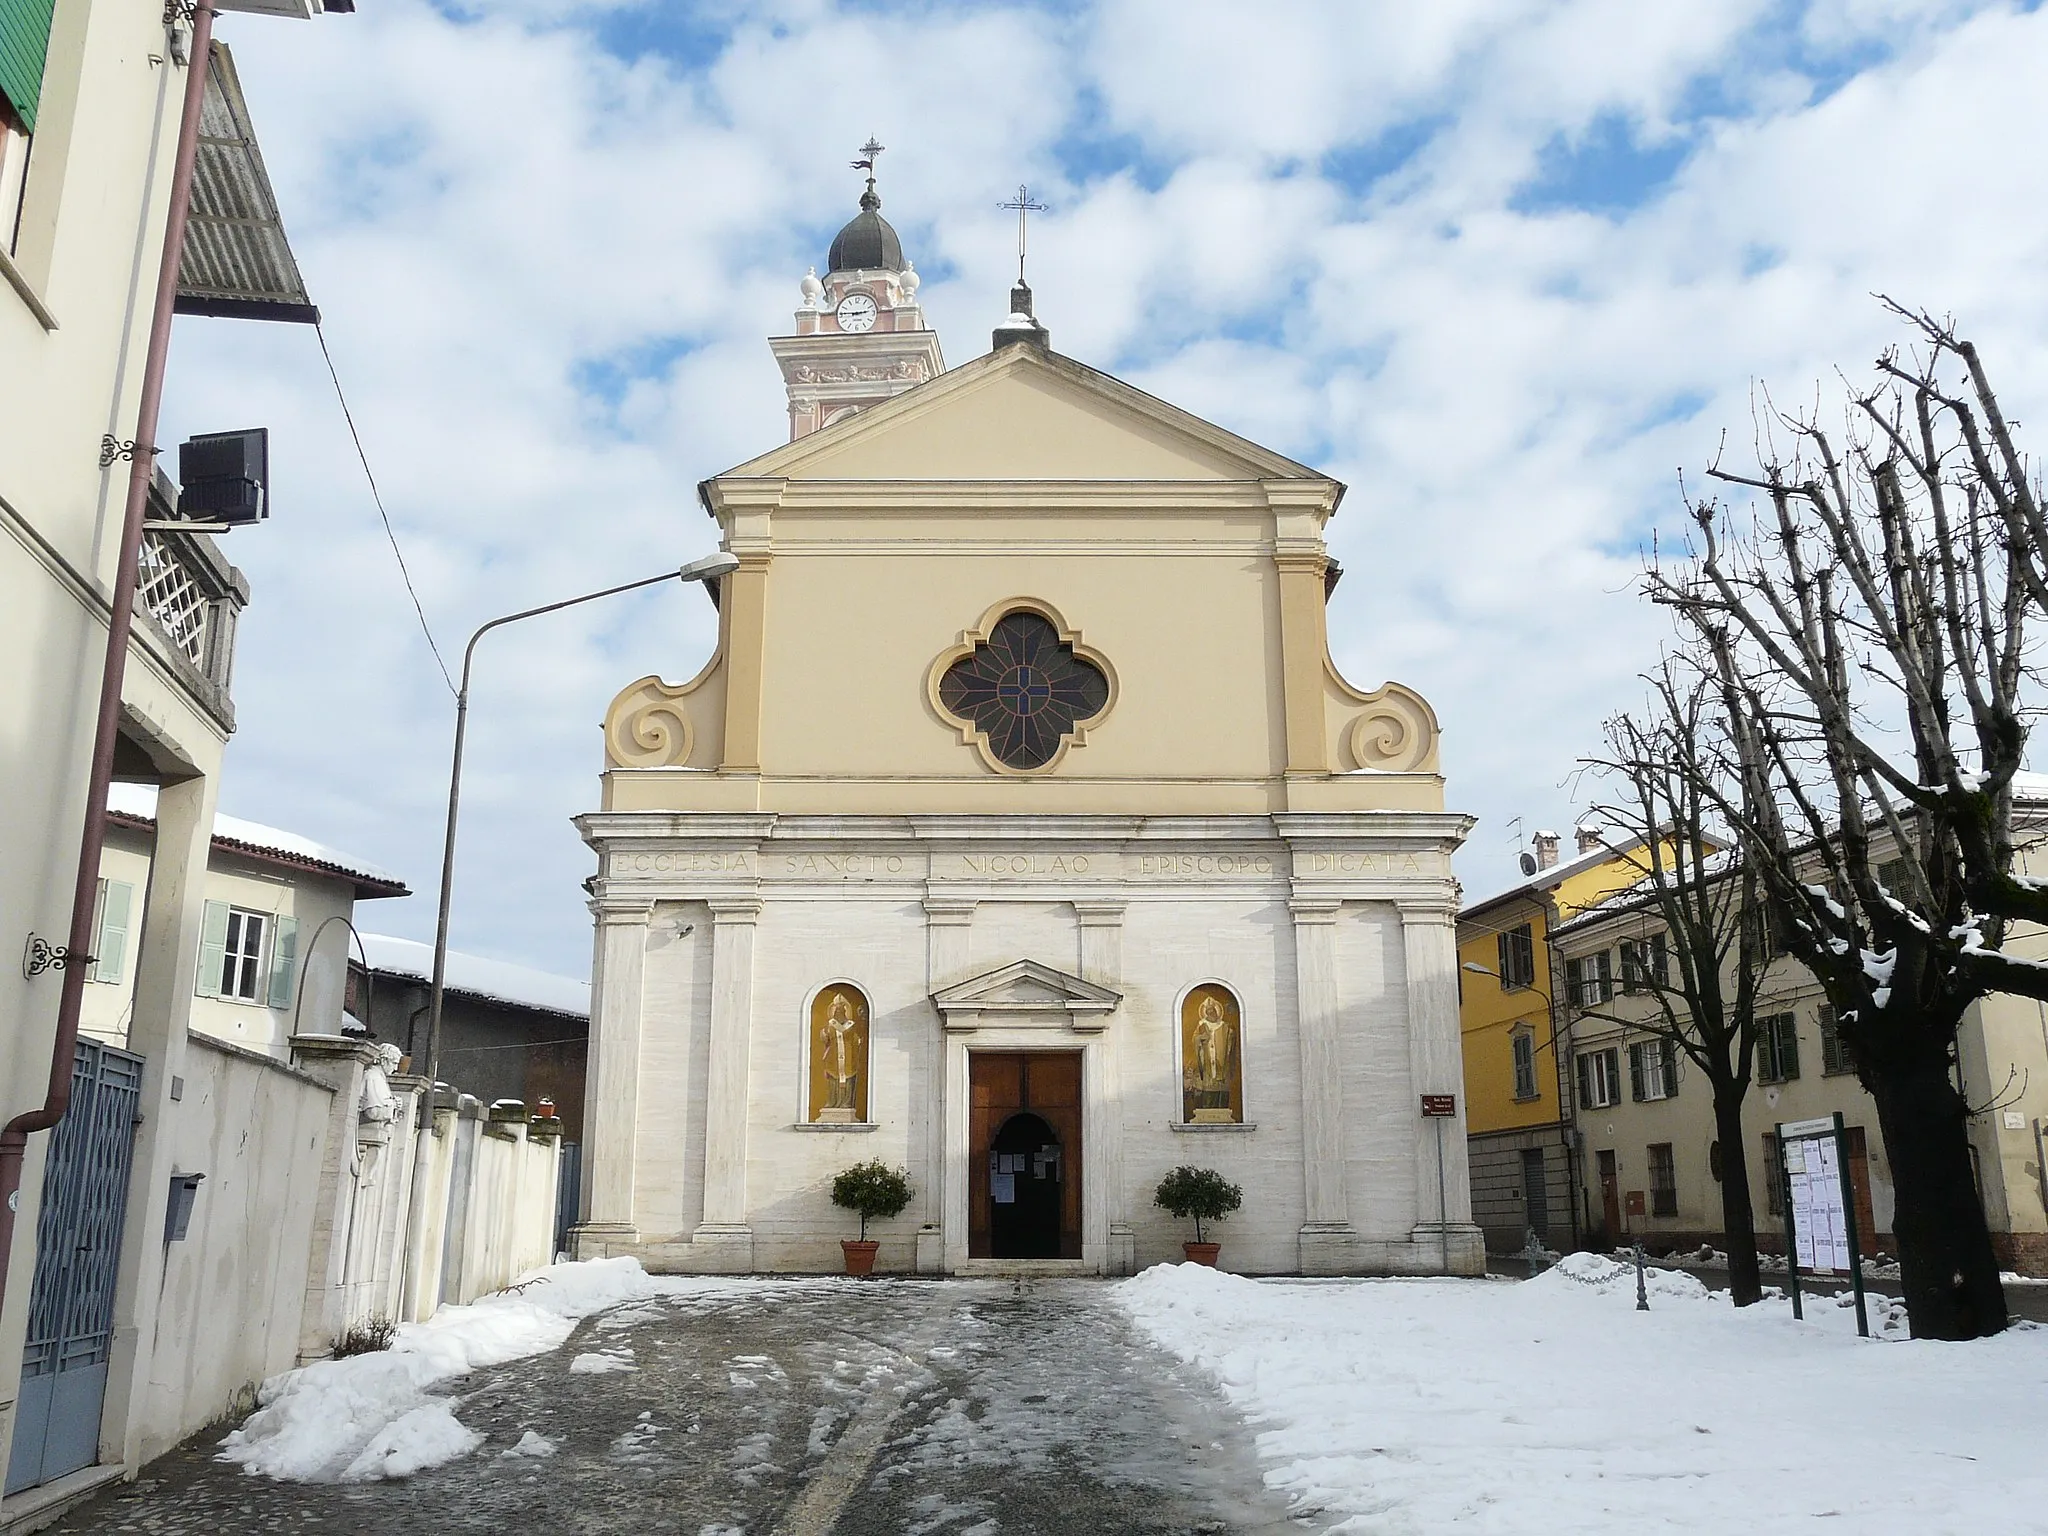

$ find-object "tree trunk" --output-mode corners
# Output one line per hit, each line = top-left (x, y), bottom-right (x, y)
(1868, 1050), (2007, 1339)
(1710, 1084), (1763, 1307)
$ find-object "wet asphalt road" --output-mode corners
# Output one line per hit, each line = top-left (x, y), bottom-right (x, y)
(49, 1279), (1303, 1536)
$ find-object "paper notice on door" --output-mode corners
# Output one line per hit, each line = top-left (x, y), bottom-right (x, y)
(992, 1172), (1016, 1204)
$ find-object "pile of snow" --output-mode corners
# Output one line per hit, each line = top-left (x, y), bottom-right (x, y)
(219, 1257), (655, 1482)
(1117, 1260), (2048, 1532)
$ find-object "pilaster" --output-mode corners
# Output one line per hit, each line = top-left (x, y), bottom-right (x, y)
(106, 774), (217, 1467)
(694, 897), (761, 1270)
(1402, 901), (1484, 1272)
(573, 896), (652, 1252)
(920, 898), (975, 1240)
(1075, 901), (1133, 1274)
(1290, 897), (1350, 1250)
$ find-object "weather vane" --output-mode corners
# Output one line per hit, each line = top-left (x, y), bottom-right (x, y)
(851, 137), (885, 191)
(1000, 183), (1049, 284)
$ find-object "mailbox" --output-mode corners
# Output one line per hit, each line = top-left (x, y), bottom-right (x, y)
(165, 1173), (205, 1243)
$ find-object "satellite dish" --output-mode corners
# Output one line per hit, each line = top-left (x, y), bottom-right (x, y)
(1519, 852), (1539, 876)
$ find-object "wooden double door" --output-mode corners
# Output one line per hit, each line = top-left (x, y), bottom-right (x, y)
(969, 1052), (1082, 1260)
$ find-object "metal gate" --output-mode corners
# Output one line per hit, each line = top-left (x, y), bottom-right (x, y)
(5, 1039), (143, 1495)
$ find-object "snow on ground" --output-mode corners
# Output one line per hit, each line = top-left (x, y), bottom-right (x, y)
(218, 1257), (656, 1482)
(1117, 1255), (2048, 1535)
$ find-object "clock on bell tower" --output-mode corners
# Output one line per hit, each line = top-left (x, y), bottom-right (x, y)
(770, 140), (946, 441)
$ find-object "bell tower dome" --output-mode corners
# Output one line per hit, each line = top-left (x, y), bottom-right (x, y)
(769, 141), (946, 441)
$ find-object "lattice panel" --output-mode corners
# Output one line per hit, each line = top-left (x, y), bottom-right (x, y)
(137, 532), (209, 668)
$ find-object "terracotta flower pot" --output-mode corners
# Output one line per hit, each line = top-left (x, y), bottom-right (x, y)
(841, 1239), (881, 1277)
(1183, 1241), (1221, 1267)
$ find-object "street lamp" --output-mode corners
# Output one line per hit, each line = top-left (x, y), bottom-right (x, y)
(420, 548), (740, 1089)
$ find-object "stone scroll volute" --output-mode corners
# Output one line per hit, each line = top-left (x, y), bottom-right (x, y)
(1344, 681), (1439, 774)
(605, 676), (696, 769)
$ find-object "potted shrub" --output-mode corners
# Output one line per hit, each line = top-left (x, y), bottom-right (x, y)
(831, 1159), (913, 1277)
(1154, 1165), (1243, 1267)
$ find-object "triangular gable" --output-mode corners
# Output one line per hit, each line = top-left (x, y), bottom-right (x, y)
(930, 958), (1122, 1014)
(715, 344), (1331, 486)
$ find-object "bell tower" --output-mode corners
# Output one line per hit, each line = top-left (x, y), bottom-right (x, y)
(770, 140), (946, 441)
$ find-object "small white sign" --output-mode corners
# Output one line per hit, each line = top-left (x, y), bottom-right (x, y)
(1779, 1116), (1838, 1139)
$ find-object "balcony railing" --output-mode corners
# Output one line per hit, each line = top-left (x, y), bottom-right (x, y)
(134, 468), (249, 723)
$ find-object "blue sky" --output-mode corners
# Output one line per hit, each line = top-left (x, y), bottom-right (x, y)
(164, 0), (2048, 977)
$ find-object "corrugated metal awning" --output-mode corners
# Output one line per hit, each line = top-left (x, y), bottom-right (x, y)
(174, 41), (318, 325)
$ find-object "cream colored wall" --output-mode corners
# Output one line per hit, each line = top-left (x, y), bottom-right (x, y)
(602, 349), (1446, 817)
(77, 833), (362, 1062)
(1, 0), (188, 1149)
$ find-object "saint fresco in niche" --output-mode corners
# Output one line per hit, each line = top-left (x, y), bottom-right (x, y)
(1180, 985), (1244, 1124)
(809, 986), (870, 1123)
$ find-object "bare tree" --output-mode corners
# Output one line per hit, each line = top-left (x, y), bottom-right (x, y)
(1648, 310), (2047, 1340)
(1577, 665), (1772, 1307)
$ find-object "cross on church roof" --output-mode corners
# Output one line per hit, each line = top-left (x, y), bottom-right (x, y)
(999, 183), (1049, 284)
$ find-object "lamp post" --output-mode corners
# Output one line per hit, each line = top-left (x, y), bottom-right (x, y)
(1463, 961), (1580, 1253)
(418, 549), (740, 1090)
(398, 550), (737, 1318)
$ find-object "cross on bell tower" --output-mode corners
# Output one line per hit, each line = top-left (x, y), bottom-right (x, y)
(770, 140), (947, 441)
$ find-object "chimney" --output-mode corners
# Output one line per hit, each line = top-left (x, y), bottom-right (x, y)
(1575, 824), (1606, 855)
(1531, 830), (1560, 870)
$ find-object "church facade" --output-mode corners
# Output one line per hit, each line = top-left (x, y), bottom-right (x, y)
(572, 177), (1481, 1276)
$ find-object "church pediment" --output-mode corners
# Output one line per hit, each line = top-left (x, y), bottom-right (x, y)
(931, 959), (1121, 1033)
(713, 343), (1335, 487)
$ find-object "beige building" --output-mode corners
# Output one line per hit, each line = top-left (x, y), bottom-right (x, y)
(573, 177), (1479, 1278)
(1552, 798), (2048, 1274)
(1, 1), (342, 1510)
(82, 786), (408, 1060)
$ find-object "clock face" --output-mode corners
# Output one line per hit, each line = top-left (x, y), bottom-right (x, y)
(836, 292), (878, 333)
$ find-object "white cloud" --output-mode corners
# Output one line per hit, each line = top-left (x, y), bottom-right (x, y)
(164, 0), (2048, 976)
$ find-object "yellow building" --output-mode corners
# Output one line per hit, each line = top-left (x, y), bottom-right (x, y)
(1457, 828), (1654, 1252)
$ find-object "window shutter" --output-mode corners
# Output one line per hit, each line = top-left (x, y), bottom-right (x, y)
(92, 879), (134, 985)
(267, 915), (299, 1009)
(196, 900), (229, 998)
(1596, 949), (1613, 1001)
(1780, 1015), (1800, 1080)
(1576, 1053), (1592, 1110)
(1661, 1037), (1678, 1095)
(0, 0), (56, 133)
(1629, 1043), (1646, 1102)
(1650, 932), (1669, 984)
(1497, 930), (1510, 981)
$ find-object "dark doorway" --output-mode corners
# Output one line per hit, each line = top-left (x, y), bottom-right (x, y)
(1597, 1149), (1621, 1244)
(990, 1113), (1063, 1258)
(969, 1052), (1082, 1260)
(1520, 1147), (1548, 1245)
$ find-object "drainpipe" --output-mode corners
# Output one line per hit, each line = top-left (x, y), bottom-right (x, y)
(0, 4), (218, 1317)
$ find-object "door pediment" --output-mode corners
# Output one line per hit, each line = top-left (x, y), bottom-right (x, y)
(931, 959), (1120, 1033)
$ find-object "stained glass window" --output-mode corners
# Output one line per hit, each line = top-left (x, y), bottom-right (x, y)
(937, 611), (1109, 770)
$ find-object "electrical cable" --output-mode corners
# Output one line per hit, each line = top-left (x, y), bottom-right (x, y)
(314, 321), (456, 694)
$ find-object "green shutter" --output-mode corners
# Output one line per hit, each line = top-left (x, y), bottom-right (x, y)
(1779, 1015), (1800, 1081)
(196, 900), (229, 998)
(1629, 1043), (1646, 1102)
(1575, 1053), (1591, 1109)
(1661, 1037), (1678, 1094)
(267, 914), (298, 1009)
(0, 0), (57, 134)
(92, 879), (134, 985)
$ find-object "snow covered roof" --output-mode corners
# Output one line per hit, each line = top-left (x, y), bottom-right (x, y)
(105, 782), (408, 898)
(356, 933), (590, 1020)
(1461, 836), (1649, 918)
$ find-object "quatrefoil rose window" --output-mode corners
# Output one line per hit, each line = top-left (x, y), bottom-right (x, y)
(934, 607), (1113, 772)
